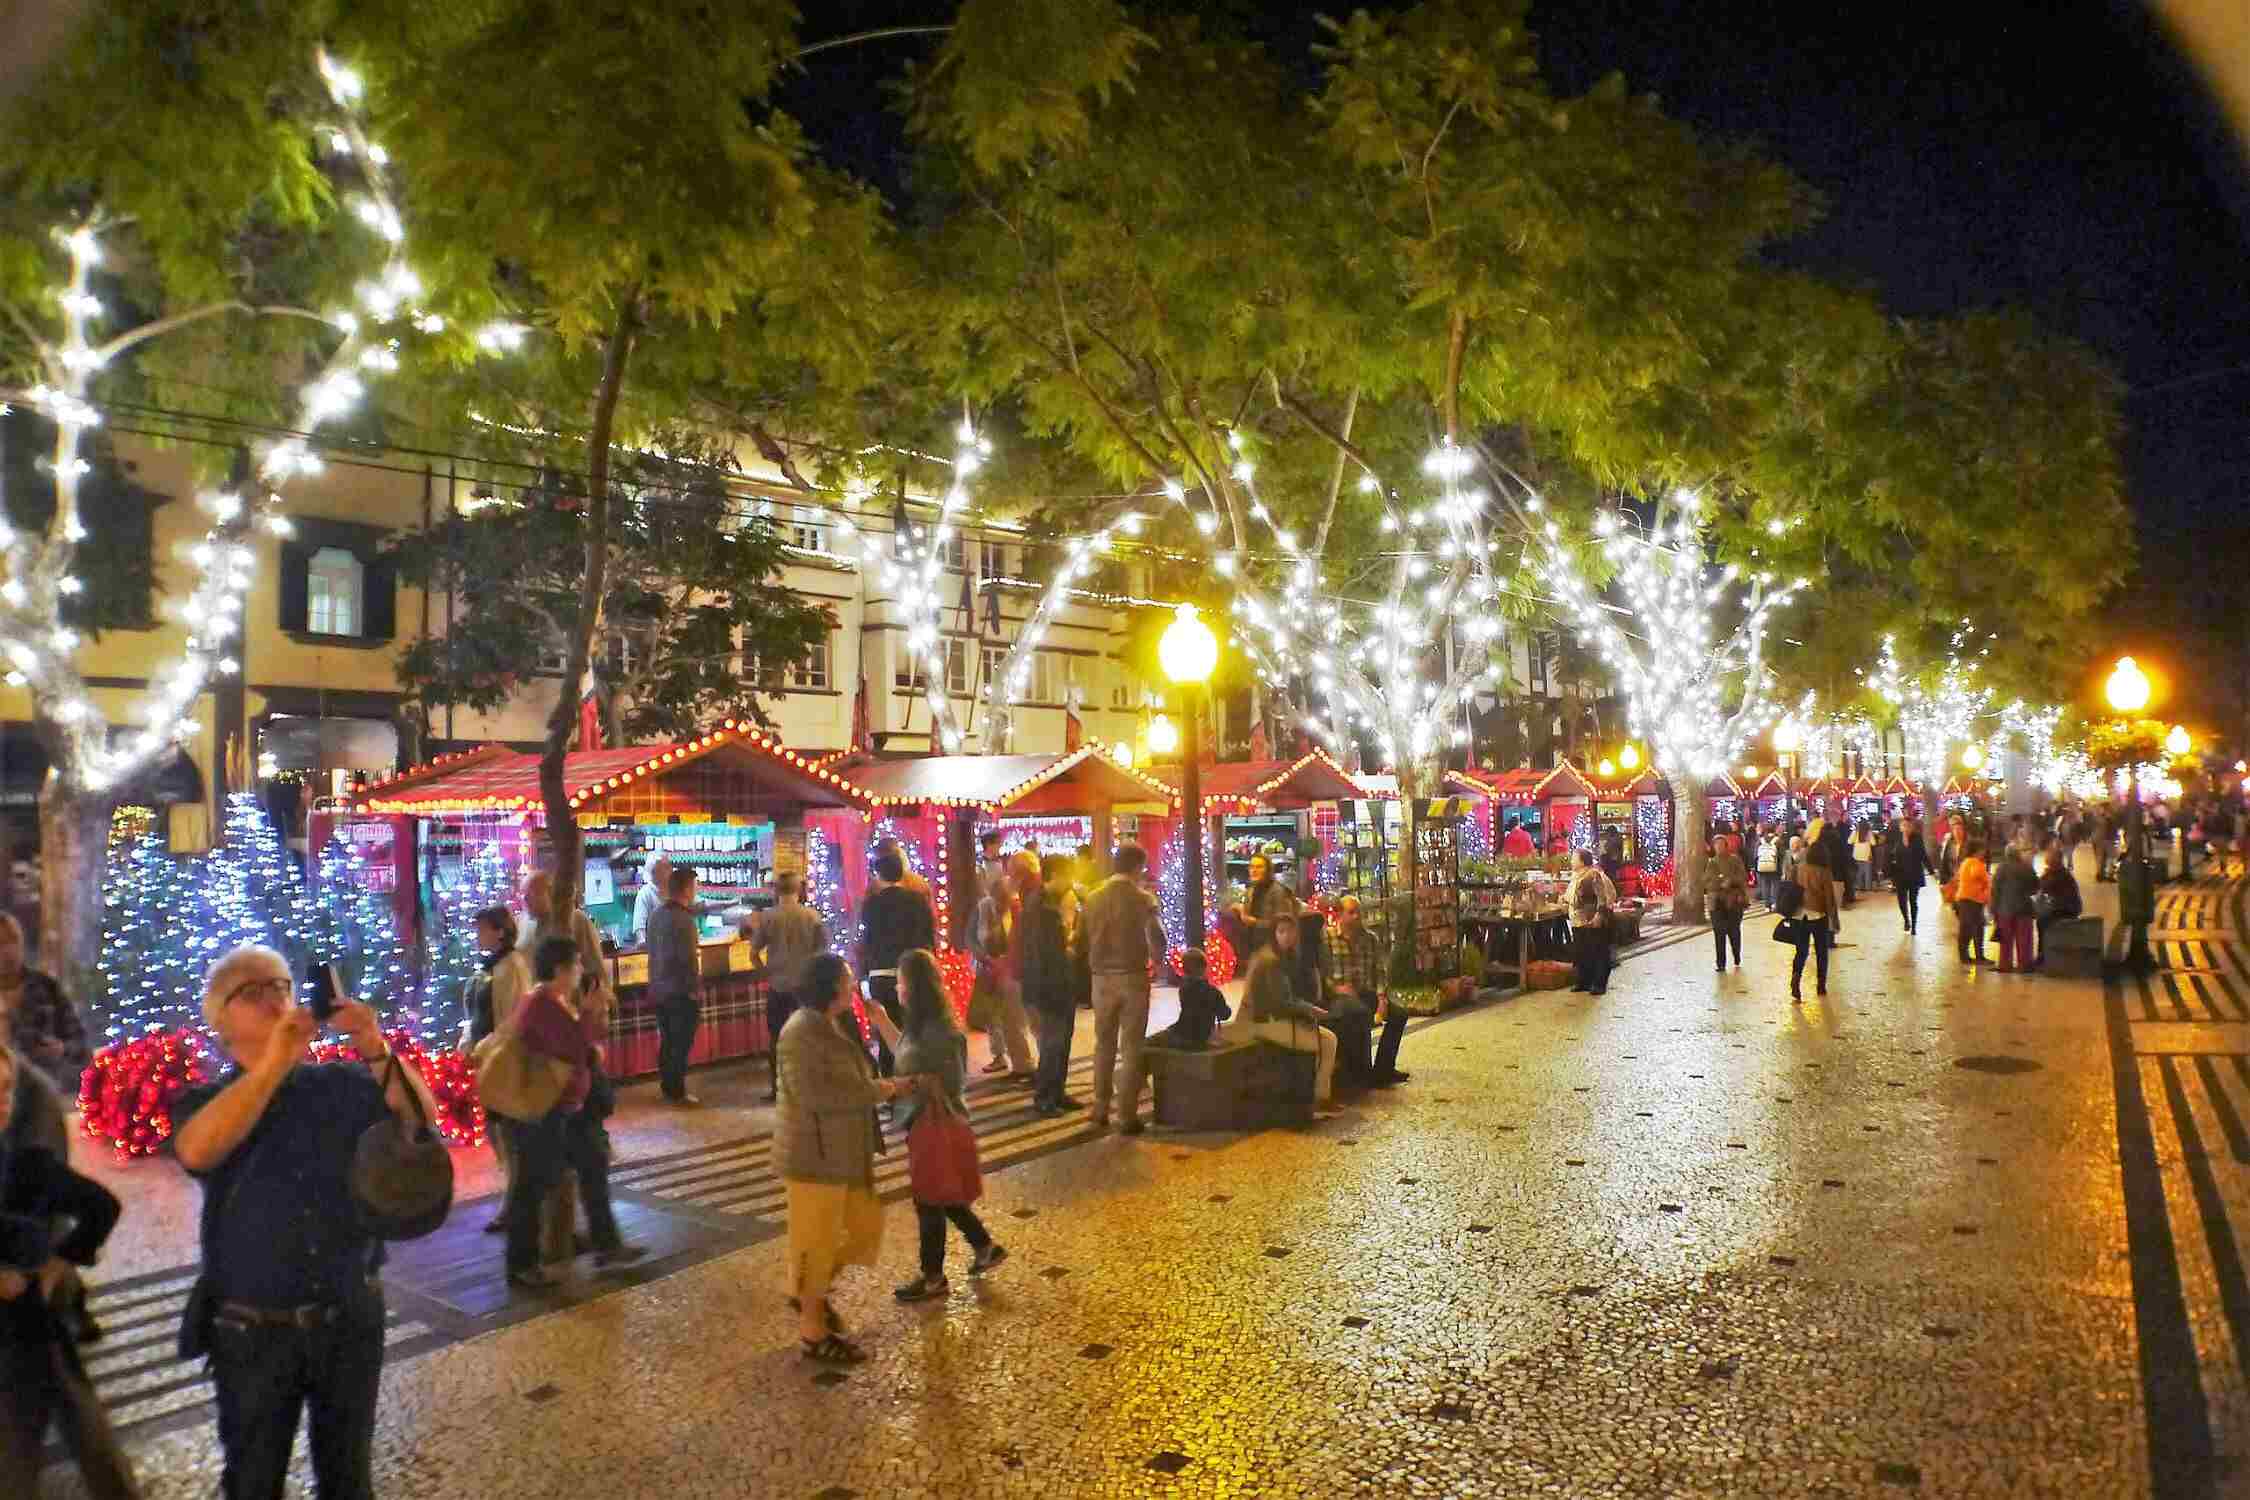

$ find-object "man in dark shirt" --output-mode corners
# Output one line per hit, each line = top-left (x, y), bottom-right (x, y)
(172, 943), (438, 1500)
(857, 850), (935, 1075)
(646, 865), (706, 1105)
(1326, 896), (1410, 1088)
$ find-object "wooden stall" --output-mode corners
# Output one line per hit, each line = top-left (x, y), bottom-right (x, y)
(1452, 763), (1597, 855)
(353, 722), (877, 1079)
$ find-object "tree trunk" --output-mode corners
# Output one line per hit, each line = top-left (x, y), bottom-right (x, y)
(38, 776), (119, 1010)
(1671, 791), (1708, 923)
(539, 295), (641, 919)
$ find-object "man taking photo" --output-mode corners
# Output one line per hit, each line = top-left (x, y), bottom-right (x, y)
(172, 943), (439, 1500)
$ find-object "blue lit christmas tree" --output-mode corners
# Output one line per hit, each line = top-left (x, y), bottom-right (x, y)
(96, 827), (217, 1040)
(805, 829), (845, 935)
(305, 833), (418, 1023)
(418, 841), (515, 1032)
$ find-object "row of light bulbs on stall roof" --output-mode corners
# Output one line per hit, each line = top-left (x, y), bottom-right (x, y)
(2, 49), (521, 793)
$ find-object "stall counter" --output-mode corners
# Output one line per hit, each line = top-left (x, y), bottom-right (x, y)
(601, 931), (772, 1080)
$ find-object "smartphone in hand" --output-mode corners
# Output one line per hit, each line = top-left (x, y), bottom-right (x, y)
(305, 962), (343, 1023)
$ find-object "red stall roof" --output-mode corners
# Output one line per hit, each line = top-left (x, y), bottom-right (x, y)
(823, 746), (1177, 814)
(1449, 763), (1596, 802)
(351, 721), (875, 816)
(1703, 772), (1746, 798)
(1149, 751), (1359, 812)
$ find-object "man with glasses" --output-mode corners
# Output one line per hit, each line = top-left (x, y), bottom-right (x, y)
(171, 944), (439, 1500)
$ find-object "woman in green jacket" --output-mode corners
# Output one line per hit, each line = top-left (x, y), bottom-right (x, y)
(776, 952), (916, 1364)
(889, 949), (1007, 1303)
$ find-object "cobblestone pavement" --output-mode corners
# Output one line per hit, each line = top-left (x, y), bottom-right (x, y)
(36, 872), (2250, 1498)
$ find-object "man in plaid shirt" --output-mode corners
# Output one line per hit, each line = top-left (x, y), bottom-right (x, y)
(1324, 897), (1410, 1089)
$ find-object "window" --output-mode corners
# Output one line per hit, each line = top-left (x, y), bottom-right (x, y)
(935, 531), (968, 572)
(537, 641), (569, 675)
(978, 540), (1009, 578)
(1026, 651), (1057, 705)
(1527, 634), (1549, 695)
(1111, 667), (1142, 710)
(601, 631), (645, 679)
(307, 548), (362, 637)
(895, 636), (968, 695)
(983, 644), (1009, 697)
(790, 633), (831, 690)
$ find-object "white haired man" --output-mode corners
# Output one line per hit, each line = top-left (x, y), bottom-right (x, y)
(171, 944), (438, 1500)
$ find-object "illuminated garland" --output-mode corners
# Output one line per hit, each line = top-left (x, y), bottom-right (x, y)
(1863, 626), (1994, 787)
(1634, 796), (1670, 873)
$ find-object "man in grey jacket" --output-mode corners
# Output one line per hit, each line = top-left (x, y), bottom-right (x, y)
(749, 871), (826, 1103)
(646, 865), (704, 1106)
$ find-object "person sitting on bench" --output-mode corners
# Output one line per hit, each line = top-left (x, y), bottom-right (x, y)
(1153, 949), (1231, 1049)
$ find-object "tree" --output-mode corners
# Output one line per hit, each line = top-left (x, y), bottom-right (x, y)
(384, 441), (832, 745)
(1, 16), (504, 993)
(361, 0), (898, 917)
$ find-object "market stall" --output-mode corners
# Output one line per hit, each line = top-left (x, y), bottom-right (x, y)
(352, 722), (878, 1078)
(1449, 762), (1597, 856)
(1881, 775), (1917, 819)
(1148, 751), (1360, 901)
(1846, 774), (1884, 828)
(1703, 771), (1748, 835)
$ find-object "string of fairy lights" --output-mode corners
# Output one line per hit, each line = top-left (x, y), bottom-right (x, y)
(1, 48), (519, 795)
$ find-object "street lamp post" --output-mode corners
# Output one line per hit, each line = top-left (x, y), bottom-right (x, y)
(2108, 656), (2156, 970)
(1774, 720), (1799, 830)
(1160, 605), (1220, 945)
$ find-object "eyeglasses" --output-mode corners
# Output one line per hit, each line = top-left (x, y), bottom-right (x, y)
(225, 977), (294, 1007)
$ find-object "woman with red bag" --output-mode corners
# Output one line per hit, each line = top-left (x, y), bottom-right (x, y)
(889, 949), (1007, 1303)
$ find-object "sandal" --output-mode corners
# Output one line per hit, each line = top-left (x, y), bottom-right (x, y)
(800, 1334), (866, 1365)
(786, 1297), (847, 1334)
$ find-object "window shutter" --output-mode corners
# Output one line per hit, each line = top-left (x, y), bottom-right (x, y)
(363, 554), (397, 640)
(278, 542), (312, 632)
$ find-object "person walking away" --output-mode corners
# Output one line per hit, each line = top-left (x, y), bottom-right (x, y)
(647, 864), (707, 1106)
(1852, 822), (1875, 895)
(749, 872), (828, 1104)
(1790, 845), (1838, 1001)
(1568, 850), (1619, 995)
(1781, 834), (1808, 890)
(1990, 844), (2039, 974)
(172, 944), (443, 1500)
(1328, 896), (1409, 1086)
(1018, 857), (1080, 1118)
(0, 1040), (137, 1500)
(889, 949), (1007, 1302)
(632, 856), (673, 941)
(776, 954), (919, 1364)
(497, 937), (644, 1289)
(1892, 817), (1930, 934)
(459, 907), (541, 1238)
(856, 850), (935, 1078)
(2033, 847), (2083, 970)
(1080, 845), (1167, 1135)
(970, 839), (1034, 1078)
(1703, 835), (1749, 972)
(1952, 839), (1993, 965)
(1230, 916), (1342, 1119)
(1230, 853), (1300, 960)
(1756, 828), (1781, 909)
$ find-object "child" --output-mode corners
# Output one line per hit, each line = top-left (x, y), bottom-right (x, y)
(1156, 949), (1232, 1049)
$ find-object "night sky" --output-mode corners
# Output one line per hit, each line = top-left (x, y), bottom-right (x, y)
(784, 1), (2250, 727)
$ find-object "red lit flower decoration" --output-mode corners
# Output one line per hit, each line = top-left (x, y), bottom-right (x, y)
(936, 947), (976, 1023)
(78, 1029), (212, 1162)
(1168, 926), (1236, 986)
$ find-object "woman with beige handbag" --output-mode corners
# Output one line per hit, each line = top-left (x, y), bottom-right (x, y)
(477, 936), (644, 1290)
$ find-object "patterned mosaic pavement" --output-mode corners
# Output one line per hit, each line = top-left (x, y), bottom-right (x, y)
(29, 871), (2250, 1498)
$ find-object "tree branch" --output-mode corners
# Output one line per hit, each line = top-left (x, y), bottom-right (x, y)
(93, 301), (337, 363)
(1312, 385), (1359, 561)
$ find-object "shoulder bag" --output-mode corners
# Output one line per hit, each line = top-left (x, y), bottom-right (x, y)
(905, 1092), (983, 1207)
(352, 1050), (455, 1240)
(472, 1013), (571, 1123)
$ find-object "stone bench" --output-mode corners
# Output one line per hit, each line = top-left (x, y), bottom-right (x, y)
(1147, 1039), (1316, 1132)
(2043, 915), (2104, 979)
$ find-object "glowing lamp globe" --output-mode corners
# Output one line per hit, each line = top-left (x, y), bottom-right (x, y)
(1111, 740), (1135, 765)
(1772, 721), (1800, 753)
(1147, 715), (1180, 755)
(1618, 744), (1640, 770)
(1158, 603), (1219, 685)
(1960, 745), (1984, 771)
(2166, 724), (2192, 756)
(1598, 758), (1616, 777)
(2106, 657), (2151, 713)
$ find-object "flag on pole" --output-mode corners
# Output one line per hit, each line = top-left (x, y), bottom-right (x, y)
(850, 672), (870, 753)
(577, 670), (603, 751)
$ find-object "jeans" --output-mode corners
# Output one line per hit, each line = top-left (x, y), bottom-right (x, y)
(1032, 1005), (1076, 1109)
(1955, 900), (1987, 961)
(984, 976), (1036, 1073)
(867, 975), (904, 1076)
(655, 991), (700, 1100)
(0, 1335), (137, 1500)
(1896, 884), (1919, 931)
(915, 1201), (993, 1276)
(1790, 921), (1832, 992)
(504, 1108), (623, 1273)
(1993, 913), (2034, 970)
(1757, 872), (1779, 908)
(1572, 924), (1613, 992)
(1327, 999), (1376, 1085)
(1089, 972), (1152, 1124)
(209, 1280), (385, 1500)
(1711, 908), (1743, 967)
